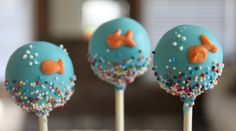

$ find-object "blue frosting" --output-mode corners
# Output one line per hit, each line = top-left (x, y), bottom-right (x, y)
(88, 17), (151, 88)
(5, 42), (76, 116)
(153, 25), (224, 106)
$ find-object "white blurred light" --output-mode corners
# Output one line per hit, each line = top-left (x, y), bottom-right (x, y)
(0, 67), (4, 85)
(81, 0), (130, 41)
(0, 0), (34, 82)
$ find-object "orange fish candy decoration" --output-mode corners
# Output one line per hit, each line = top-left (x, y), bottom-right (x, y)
(188, 35), (218, 64)
(41, 59), (64, 75)
(106, 29), (136, 49)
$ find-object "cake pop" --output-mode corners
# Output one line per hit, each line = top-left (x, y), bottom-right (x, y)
(88, 17), (151, 89)
(153, 25), (224, 131)
(88, 17), (151, 131)
(5, 42), (76, 131)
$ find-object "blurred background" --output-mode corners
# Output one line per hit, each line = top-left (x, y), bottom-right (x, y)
(0, 0), (236, 131)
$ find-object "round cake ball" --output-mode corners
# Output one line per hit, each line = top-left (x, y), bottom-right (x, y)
(88, 17), (151, 89)
(5, 42), (76, 116)
(153, 25), (224, 106)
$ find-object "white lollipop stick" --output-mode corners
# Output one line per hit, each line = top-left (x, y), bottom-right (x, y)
(183, 103), (193, 131)
(39, 115), (48, 131)
(115, 88), (125, 131)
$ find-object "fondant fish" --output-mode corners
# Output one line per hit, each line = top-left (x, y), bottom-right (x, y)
(188, 35), (218, 64)
(106, 29), (136, 49)
(41, 59), (64, 75)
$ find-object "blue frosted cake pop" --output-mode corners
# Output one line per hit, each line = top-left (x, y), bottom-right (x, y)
(153, 25), (224, 107)
(5, 42), (76, 116)
(88, 17), (151, 89)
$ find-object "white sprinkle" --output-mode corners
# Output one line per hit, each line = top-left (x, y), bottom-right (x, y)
(63, 49), (67, 52)
(169, 59), (172, 63)
(29, 55), (34, 59)
(179, 46), (184, 51)
(222, 64), (224, 68)
(59, 44), (64, 49)
(29, 45), (33, 49)
(177, 34), (181, 38)
(185, 103), (189, 107)
(165, 65), (169, 69)
(55, 76), (59, 80)
(22, 54), (27, 59)
(34, 61), (39, 65)
(73, 75), (77, 80)
(188, 67), (192, 70)
(172, 42), (177, 46)
(34, 52), (39, 57)
(42, 84), (46, 89)
(106, 49), (110, 53)
(94, 53), (98, 58)
(181, 36), (186, 41)
(26, 50), (31, 54)
(173, 67), (176, 70)
(199, 66), (202, 70)
(29, 61), (33, 66)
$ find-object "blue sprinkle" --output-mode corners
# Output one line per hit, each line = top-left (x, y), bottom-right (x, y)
(189, 71), (193, 75)
(172, 58), (176, 63)
(39, 76), (43, 80)
(70, 77), (73, 81)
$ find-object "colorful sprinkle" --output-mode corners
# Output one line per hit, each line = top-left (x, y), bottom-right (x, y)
(88, 55), (151, 89)
(5, 75), (76, 116)
(154, 62), (224, 107)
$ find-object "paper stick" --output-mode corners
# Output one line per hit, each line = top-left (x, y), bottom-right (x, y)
(115, 88), (124, 131)
(39, 115), (48, 131)
(183, 103), (193, 131)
